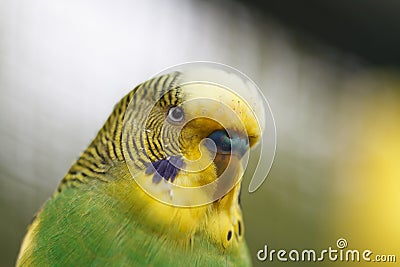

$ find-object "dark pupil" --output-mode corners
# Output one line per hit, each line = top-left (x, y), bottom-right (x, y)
(171, 107), (183, 120)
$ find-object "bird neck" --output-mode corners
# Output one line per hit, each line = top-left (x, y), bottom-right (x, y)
(103, 162), (245, 251)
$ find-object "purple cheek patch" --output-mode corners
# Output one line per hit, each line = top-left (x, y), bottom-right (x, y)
(145, 156), (185, 184)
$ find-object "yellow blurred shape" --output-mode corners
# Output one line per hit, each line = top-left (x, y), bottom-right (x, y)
(333, 79), (400, 260)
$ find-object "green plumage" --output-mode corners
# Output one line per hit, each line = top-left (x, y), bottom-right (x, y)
(19, 165), (251, 266)
(17, 73), (254, 266)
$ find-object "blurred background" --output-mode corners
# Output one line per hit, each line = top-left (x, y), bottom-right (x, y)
(1, 0), (399, 266)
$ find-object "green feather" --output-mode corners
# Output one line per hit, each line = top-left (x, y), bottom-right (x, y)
(18, 172), (251, 266)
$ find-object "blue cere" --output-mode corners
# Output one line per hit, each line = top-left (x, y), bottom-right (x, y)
(205, 130), (232, 153)
(145, 156), (185, 183)
(205, 130), (249, 157)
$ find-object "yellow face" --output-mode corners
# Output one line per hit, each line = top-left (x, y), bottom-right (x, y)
(180, 83), (261, 149)
(177, 83), (261, 186)
(126, 79), (263, 205)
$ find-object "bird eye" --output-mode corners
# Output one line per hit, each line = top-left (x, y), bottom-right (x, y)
(167, 106), (184, 124)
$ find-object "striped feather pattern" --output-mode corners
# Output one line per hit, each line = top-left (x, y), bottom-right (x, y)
(59, 72), (182, 191)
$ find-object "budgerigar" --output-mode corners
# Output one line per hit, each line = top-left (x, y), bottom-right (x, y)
(17, 70), (263, 266)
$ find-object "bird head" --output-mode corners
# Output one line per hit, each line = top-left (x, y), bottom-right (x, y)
(99, 70), (265, 249)
(120, 72), (263, 207)
(74, 69), (267, 250)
